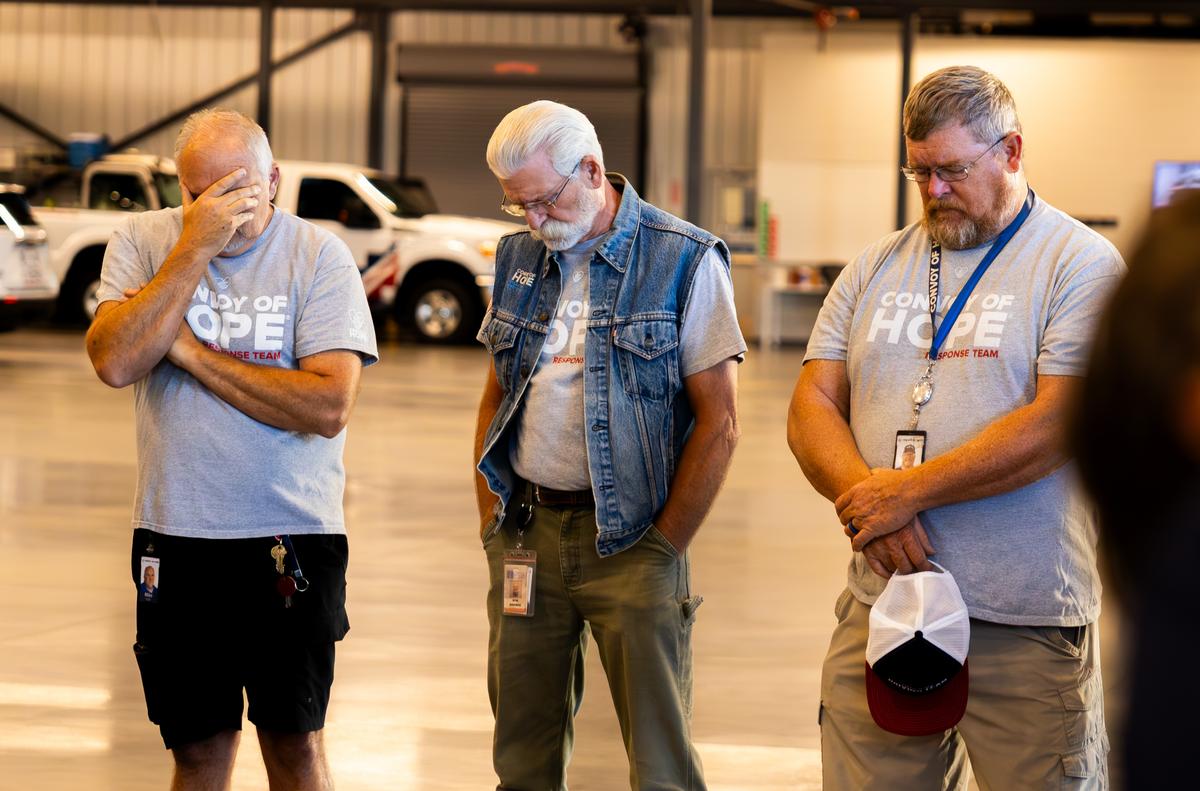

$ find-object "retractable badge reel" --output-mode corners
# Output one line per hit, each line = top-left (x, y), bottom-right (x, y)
(897, 190), (1035, 466)
(897, 366), (932, 469)
(502, 502), (537, 617)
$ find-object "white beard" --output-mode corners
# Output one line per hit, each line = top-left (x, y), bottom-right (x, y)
(533, 184), (606, 251)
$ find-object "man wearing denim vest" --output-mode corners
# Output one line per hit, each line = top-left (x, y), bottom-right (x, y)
(473, 100), (746, 790)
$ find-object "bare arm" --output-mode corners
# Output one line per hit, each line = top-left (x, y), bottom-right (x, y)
(652, 359), (741, 553)
(474, 364), (505, 529)
(166, 330), (363, 438)
(86, 245), (210, 387)
(837, 373), (1079, 550)
(786, 359), (871, 501)
(86, 168), (261, 388)
(788, 358), (934, 577)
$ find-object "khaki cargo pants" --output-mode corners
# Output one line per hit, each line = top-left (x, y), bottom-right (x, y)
(484, 501), (706, 791)
(820, 589), (1108, 790)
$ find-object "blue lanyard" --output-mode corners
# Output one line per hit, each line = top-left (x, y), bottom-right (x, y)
(928, 189), (1035, 360)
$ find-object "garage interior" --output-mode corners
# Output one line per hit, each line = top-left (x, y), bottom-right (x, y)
(2, 0), (1197, 788)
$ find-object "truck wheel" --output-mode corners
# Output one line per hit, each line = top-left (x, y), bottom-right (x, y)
(400, 278), (478, 344)
(57, 251), (104, 325)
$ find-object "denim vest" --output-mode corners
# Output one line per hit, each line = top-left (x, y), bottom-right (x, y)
(477, 176), (730, 557)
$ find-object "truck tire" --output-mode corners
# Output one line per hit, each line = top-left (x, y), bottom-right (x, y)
(398, 277), (479, 344)
(57, 249), (104, 326)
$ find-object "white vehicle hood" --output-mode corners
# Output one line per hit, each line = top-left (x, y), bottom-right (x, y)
(397, 213), (521, 240)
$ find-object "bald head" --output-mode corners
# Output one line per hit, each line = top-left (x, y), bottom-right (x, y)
(175, 109), (272, 181)
(174, 109), (280, 256)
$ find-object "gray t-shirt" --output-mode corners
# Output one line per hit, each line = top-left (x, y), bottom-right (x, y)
(804, 196), (1124, 626)
(481, 240), (747, 491)
(98, 206), (379, 539)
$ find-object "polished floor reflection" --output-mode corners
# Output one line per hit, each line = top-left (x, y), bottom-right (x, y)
(0, 329), (1124, 790)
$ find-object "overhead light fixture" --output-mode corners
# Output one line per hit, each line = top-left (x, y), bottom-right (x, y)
(493, 61), (539, 76)
(1161, 14), (1195, 27)
(961, 10), (1034, 27)
(1090, 13), (1156, 26)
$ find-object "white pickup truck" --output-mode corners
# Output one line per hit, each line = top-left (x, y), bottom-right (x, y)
(25, 154), (516, 343)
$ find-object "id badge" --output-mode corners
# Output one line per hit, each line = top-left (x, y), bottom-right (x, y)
(138, 555), (161, 603)
(502, 549), (537, 617)
(894, 430), (927, 470)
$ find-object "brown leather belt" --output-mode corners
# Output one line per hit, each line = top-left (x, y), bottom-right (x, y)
(525, 481), (595, 508)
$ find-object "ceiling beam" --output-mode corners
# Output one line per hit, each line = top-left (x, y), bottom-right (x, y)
(0, 0), (1196, 21)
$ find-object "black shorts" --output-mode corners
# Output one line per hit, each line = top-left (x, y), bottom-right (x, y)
(130, 528), (349, 750)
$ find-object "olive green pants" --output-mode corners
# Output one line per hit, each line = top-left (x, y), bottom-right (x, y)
(820, 589), (1108, 790)
(484, 502), (706, 791)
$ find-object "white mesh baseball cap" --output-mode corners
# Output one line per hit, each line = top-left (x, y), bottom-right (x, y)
(865, 562), (970, 736)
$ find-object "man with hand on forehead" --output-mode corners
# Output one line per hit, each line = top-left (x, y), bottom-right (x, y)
(87, 108), (376, 791)
(787, 66), (1122, 788)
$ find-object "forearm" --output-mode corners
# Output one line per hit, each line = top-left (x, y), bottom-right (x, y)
(86, 243), (209, 387)
(788, 396), (871, 502)
(908, 396), (1068, 511)
(654, 412), (740, 547)
(173, 342), (354, 437)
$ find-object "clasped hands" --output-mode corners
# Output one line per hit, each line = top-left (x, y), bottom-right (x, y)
(834, 467), (935, 579)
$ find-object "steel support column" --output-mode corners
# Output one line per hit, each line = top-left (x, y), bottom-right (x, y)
(636, 23), (649, 200)
(397, 64), (410, 178)
(258, 0), (275, 135)
(367, 9), (389, 170)
(685, 0), (710, 225)
(895, 9), (917, 230)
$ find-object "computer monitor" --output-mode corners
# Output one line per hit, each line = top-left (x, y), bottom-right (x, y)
(1152, 160), (1200, 208)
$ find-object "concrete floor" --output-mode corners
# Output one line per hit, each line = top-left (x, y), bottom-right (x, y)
(0, 328), (1125, 790)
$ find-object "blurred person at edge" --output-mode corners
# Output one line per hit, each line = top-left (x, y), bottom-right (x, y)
(474, 100), (746, 790)
(787, 65), (1125, 789)
(1072, 190), (1200, 789)
(86, 109), (377, 791)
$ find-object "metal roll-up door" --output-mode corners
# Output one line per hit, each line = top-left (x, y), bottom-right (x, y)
(398, 46), (642, 223)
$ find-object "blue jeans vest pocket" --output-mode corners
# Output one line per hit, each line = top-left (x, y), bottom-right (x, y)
(482, 315), (521, 392)
(613, 319), (679, 400)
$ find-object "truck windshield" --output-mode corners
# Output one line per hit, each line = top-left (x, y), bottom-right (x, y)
(155, 173), (182, 208)
(365, 176), (437, 218)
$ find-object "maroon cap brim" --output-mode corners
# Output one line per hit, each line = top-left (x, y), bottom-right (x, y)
(864, 659), (969, 737)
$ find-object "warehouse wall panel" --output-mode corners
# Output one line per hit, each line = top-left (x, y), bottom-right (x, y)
(271, 8), (371, 167)
(646, 17), (797, 238)
(394, 11), (629, 49)
(0, 2), (776, 211)
(0, 2), (259, 161)
(758, 26), (1200, 261)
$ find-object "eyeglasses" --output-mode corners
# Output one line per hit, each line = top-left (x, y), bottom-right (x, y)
(500, 160), (581, 217)
(900, 135), (1008, 183)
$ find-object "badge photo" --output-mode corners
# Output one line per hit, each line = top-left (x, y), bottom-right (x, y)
(894, 431), (927, 470)
(502, 549), (537, 618)
(138, 556), (160, 603)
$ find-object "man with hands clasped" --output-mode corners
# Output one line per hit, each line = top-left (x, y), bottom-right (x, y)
(787, 67), (1122, 788)
(87, 108), (377, 791)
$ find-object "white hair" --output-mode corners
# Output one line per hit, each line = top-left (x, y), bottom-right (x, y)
(486, 100), (605, 179)
(174, 108), (273, 178)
